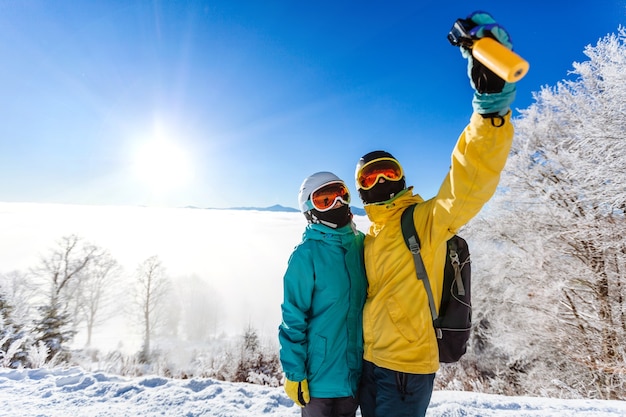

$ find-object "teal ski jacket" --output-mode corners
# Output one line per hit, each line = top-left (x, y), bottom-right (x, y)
(279, 223), (367, 398)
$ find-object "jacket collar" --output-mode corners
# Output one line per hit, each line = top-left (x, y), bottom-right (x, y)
(364, 187), (424, 230)
(303, 223), (358, 245)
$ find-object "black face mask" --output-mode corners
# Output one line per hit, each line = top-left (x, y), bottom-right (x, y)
(308, 204), (352, 229)
(358, 178), (406, 204)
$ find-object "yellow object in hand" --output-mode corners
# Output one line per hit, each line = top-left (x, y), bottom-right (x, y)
(284, 378), (310, 407)
(472, 37), (529, 83)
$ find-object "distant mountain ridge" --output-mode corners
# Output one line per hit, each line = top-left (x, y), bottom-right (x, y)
(226, 204), (299, 213)
(186, 204), (366, 216)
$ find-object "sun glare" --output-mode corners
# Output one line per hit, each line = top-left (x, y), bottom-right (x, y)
(132, 136), (193, 194)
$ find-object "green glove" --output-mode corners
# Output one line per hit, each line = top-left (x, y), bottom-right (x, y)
(284, 378), (310, 407)
(460, 11), (516, 116)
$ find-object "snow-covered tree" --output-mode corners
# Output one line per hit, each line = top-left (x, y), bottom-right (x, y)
(234, 325), (281, 386)
(0, 271), (36, 368)
(31, 235), (102, 362)
(0, 290), (30, 368)
(462, 27), (626, 399)
(31, 301), (74, 363)
(0, 271), (37, 329)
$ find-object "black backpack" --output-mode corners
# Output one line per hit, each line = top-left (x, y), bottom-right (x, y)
(400, 204), (472, 363)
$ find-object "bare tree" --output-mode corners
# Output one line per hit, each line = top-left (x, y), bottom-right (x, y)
(131, 255), (172, 361)
(76, 250), (123, 347)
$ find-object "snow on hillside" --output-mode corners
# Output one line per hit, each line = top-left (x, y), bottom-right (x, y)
(2, 367), (626, 417)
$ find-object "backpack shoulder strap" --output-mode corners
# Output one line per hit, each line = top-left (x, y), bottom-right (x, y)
(400, 204), (438, 321)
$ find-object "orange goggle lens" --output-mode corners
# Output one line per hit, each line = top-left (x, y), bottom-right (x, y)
(310, 182), (351, 212)
(357, 158), (403, 190)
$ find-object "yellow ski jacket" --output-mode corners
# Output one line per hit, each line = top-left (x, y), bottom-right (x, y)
(362, 112), (514, 374)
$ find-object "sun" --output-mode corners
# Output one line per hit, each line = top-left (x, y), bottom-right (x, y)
(132, 136), (193, 194)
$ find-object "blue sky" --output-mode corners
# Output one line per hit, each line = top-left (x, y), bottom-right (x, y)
(1, 1), (625, 210)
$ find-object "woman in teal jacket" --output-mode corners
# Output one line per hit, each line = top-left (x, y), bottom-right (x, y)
(279, 171), (367, 417)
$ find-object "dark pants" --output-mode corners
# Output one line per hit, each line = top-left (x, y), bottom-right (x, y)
(359, 360), (435, 417)
(301, 396), (359, 417)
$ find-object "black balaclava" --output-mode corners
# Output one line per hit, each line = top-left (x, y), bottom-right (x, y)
(305, 204), (352, 229)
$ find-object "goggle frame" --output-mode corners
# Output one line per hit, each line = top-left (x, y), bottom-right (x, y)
(357, 157), (404, 191)
(308, 181), (351, 212)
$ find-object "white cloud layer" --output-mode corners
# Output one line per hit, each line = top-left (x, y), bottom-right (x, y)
(0, 202), (371, 351)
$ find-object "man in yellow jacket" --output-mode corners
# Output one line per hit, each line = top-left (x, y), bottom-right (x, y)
(356, 12), (518, 417)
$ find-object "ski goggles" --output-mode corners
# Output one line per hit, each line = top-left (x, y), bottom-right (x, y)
(356, 157), (404, 190)
(309, 181), (351, 212)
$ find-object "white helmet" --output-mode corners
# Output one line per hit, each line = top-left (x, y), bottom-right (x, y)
(298, 171), (344, 213)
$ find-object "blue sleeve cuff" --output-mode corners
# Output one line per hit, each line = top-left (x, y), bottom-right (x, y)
(472, 82), (516, 116)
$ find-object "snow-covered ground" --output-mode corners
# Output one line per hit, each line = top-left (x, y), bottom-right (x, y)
(1, 367), (626, 417)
